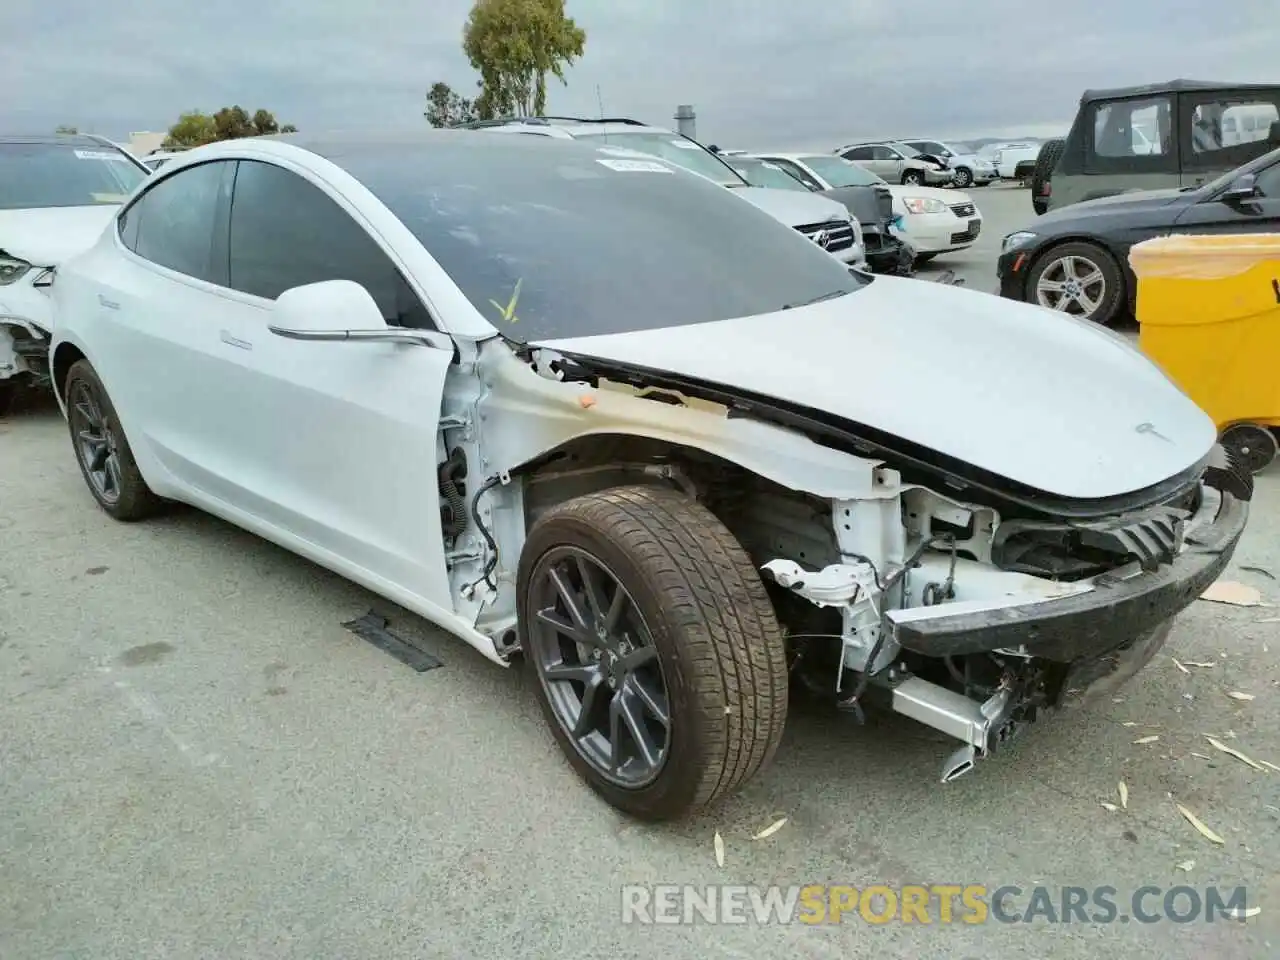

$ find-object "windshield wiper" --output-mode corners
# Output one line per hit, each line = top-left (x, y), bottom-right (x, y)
(781, 289), (850, 310)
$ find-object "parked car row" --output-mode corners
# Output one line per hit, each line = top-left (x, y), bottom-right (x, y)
(996, 79), (1280, 326)
(2, 124), (1253, 823)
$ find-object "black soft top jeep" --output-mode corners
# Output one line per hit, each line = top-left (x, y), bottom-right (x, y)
(1039, 79), (1280, 214)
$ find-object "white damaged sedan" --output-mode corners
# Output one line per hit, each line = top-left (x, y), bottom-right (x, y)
(48, 131), (1250, 820)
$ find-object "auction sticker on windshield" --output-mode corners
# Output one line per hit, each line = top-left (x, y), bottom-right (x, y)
(668, 140), (701, 149)
(596, 158), (673, 173)
(73, 150), (123, 161)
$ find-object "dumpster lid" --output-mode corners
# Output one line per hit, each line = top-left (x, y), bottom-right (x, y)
(1129, 233), (1280, 280)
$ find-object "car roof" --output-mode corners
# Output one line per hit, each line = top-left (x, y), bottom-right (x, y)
(0, 133), (122, 147)
(1081, 79), (1280, 102)
(455, 117), (677, 139)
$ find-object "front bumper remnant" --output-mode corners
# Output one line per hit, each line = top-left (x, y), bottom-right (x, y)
(882, 483), (1248, 782)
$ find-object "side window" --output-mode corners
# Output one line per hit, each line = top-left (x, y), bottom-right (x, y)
(841, 147), (872, 161)
(1194, 100), (1279, 150)
(1093, 97), (1171, 157)
(226, 160), (434, 329)
(871, 146), (898, 161)
(124, 161), (231, 283)
(769, 159), (821, 190)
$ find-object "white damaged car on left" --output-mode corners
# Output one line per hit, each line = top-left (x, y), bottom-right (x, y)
(0, 134), (149, 413)
(47, 131), (1249, 821)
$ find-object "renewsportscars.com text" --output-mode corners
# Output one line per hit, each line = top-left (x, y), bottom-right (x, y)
(620, 884), (1254, 925)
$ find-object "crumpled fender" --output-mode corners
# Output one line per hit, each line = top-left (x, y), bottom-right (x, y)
(474, 341), (894, 502)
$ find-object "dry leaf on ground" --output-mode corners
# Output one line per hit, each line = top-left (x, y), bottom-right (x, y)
(1226, 691), (1256, 702)
(1205, 735), (1265, 771)
(1119, 781), (1129, 810)
(713, 830), (725, 867)
(752, 818), (788, 841)
(1133, 735), (1161, 745)
(1176, 804), (1225, 845)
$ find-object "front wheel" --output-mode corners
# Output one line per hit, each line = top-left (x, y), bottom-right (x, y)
(952, 167), (973, 188)
(902, 170), (923, 186)
(518, 484), (788, 820)
(65, 359), (163, 520)
(1026, 241), (1125, 325)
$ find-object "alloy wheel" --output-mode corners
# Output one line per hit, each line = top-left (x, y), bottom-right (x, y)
(527, 545), (671, 788)
(1035, 254), (1106, 318)
(904, 172), (922, 185)
(68, 380), (122, 505)
(953, 168), (972, 188)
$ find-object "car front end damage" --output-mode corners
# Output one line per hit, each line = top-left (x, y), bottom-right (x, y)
(761, 450), (1248, 782)
(480, 341), (1250, 785)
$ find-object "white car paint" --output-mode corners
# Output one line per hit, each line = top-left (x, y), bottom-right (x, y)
(744, 153), (982, 256)
(46, 133), (1236, 806)
(538, 275), (1216, 501)
(1, 206), (123, 385)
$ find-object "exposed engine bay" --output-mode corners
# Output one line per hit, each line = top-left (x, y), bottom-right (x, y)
(430, 337), (1251, 783)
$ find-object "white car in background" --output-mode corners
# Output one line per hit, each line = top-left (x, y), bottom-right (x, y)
(990, 142), (1042, 180)
(744, 152), (983, 263)
(463, 117), (866, 269)
(899, 139), (999, 189)
(0, 133), (149, 412)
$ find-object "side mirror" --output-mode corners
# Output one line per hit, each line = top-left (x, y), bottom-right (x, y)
(1221, 173), (1259, 203)
(267, 279), (450, 349)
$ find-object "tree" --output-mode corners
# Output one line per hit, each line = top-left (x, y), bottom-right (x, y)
(55, 124), (78, 135)
(213, 105), (254, 140)
(251, 109), (279, 136)
(163, 107), (296, 149)
(164, 111), (217, 148)
(425, 82), (477, 128)
(463, 0), (586, 119)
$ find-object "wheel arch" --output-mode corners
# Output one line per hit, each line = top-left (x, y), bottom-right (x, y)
(1020, 234), (1129, 301)
(50, 339), (89, 412)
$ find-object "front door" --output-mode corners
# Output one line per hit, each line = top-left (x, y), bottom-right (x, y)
(209, 157), (456, 609)
(1172, 155), (1280, 235)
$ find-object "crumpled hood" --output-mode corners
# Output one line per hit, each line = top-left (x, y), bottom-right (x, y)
(0, 205), (119, 266)
(734, 186), (851, 227)
(816, 186), (889, 227)
(536, 276), (1216, 501)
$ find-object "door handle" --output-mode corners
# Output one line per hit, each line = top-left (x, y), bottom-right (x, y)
(97, 294), (119, 310)
(219, 329), (253, 351)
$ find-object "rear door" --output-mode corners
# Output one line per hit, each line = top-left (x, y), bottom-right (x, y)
(1178, 87), (1280, 190)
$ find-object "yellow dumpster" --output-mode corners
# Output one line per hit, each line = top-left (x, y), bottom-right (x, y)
(1131, 233), (1280, 474)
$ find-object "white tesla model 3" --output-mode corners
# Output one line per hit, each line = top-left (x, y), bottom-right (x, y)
(47, 131), (1247, 820)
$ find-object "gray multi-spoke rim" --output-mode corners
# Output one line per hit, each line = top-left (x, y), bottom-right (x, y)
(69, 380), (122, 505)
(528, 545), (671, 788)
(904, 172), (921, 184)
(954, 169), (971, 187)
(1036, 254), (1106, 318)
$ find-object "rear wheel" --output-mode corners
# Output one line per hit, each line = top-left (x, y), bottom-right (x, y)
(1221, 423), (1278, 475)
(1026, 241), (1125, 325)
(65, 360), (163, 520)
(0, 380), (13, 417)
(518, 484), (788, 820)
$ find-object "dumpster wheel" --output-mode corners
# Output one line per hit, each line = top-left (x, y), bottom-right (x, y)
(1221, 423), (1278, 475)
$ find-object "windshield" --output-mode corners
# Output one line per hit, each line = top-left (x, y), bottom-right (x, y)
(797, 155), (885, 187)
(728, 158), (810, 192)
(342, 137), (863, 343)
(0, 142), (145, 210)
(573, 131), (747, 187)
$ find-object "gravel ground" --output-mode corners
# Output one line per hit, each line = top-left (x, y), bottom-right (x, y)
(2, 186), (1277, 959)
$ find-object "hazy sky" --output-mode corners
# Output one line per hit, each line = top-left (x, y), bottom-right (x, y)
(4, 0), (1275, 150)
